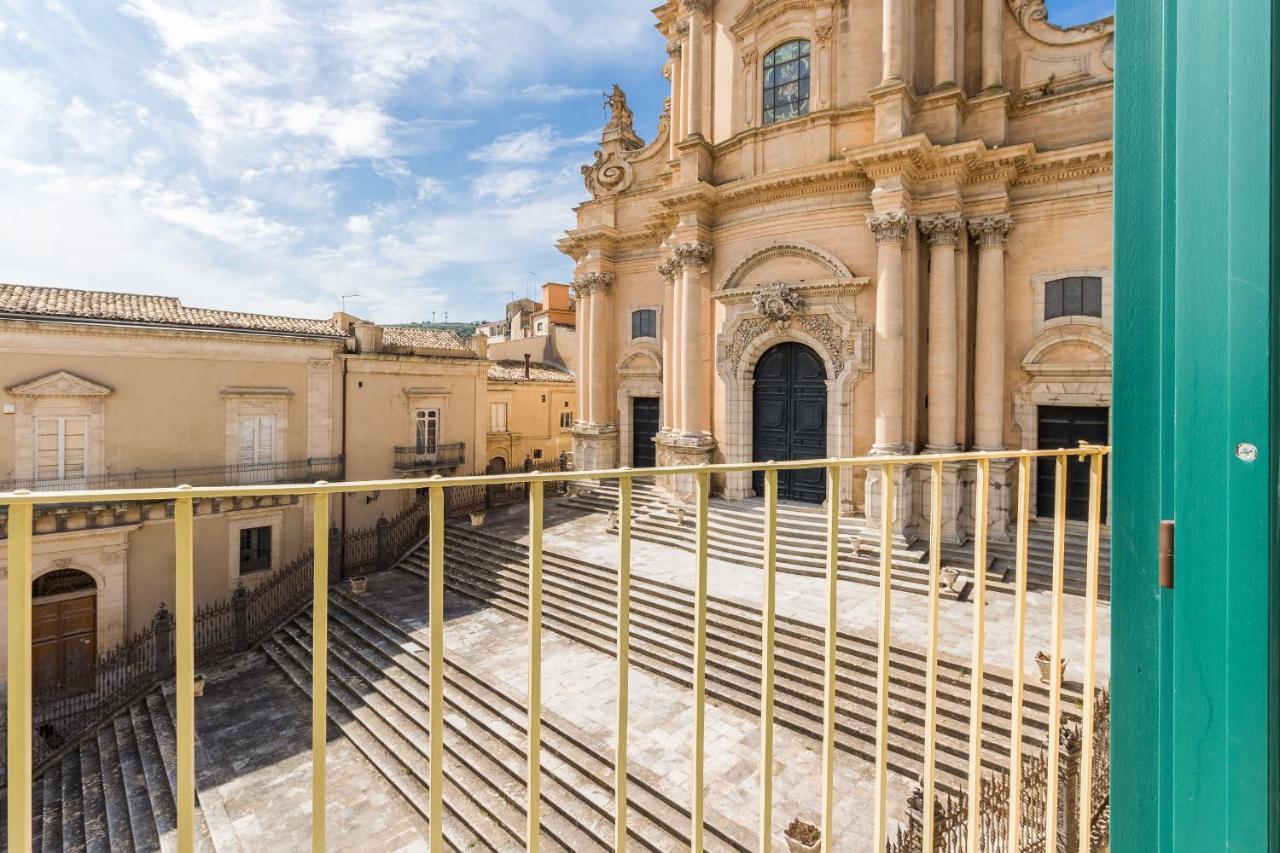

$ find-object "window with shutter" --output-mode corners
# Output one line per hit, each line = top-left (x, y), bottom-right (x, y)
(34, 416), (88, 481)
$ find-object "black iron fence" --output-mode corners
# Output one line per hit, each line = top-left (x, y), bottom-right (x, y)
(20, 493), (426, 772)
(393, 443), (466, 472)
(0, 456), (344, 493)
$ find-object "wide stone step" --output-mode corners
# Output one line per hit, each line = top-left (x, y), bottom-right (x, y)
(112, 711), (163, 852)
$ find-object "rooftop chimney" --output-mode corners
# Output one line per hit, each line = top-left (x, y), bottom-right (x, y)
(523, 353), (531, 379)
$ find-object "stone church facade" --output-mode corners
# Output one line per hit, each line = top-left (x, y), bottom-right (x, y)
(562, 0), (1113, 542)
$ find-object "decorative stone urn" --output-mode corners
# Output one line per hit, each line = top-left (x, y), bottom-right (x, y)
(469, 510), (487, 528)
(940, 567), (961, 592)
(349, 576), (369, 595)
(1035, 650), (1068, 685)
(784, 818), (821, 853)
(606, 510), (619, 534)
(671, 504), (688, 526)
(193, 674), (207, 698)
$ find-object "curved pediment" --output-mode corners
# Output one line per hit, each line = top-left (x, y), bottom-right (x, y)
(617, 343), (662, 374)
(7, 370), (113, 397)
(1022, 328), (1112, 374)
(719, 241), (855, 292)
(1008, 0), (1113, 45)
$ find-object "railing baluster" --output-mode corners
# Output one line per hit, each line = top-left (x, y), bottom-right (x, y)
(760, 468), (779, 850)
(819, 464), (840, 849)
(429, 484), (445, 850)
(6, 499), (34, 853)
(616, 475), (632, 852)
(922, 461), (943, 851)
(310, 492), (329, 852)
(1077, 451), (1105, 850)
(1045, 454), (1069, 851)
(1007, 455), (1033, 852)
(174, 493), (195, 853)
(691, 469), (710, 852)
(528, 478), (544, 853)
(966, 459), (991, 853)
(873, 462), (895, 849)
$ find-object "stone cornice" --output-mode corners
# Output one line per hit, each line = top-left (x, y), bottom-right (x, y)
(713, 278), (869, 304)
(556, 224), (620, 261)
(714, 160), (869, 216)
(0, 316), (341, 353)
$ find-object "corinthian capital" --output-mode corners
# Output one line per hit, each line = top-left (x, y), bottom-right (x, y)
(684, 0), (714, 14)
(657, 256), (680, 282)
(573, 271), (614, 296)
(672, 241), (713, 270)
(866, 210), (913, 245)
(917, 213), (965, 248)
(968, 214), (1014, 249)
(666, 39), (683, 58)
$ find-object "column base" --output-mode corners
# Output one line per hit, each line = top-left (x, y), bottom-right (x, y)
(654, 432), (717, 504)
(572, 425), (618, 473)
(921, 458), (968, 545)
(961, 458), (1015, 542)
(862, 463), (919, 545)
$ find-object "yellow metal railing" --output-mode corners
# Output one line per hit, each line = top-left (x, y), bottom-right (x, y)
(2, 446), (1109, 853)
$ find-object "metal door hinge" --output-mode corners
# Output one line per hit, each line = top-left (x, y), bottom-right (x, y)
(1159, 519), (1175, 589)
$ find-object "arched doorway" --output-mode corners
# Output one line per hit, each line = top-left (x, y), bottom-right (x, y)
(32, 568), (97, 696)
(752, 342), (827, 502)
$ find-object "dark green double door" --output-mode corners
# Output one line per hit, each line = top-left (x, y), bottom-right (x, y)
(751, 342), (826, 503)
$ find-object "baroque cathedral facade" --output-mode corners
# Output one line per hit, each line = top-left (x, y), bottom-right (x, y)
(561, 0), (1113, 542)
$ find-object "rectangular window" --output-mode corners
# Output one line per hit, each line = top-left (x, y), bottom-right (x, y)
(631, 309), (657, 339)
(1045, 276), (1104, 321)
(533, 448), (543, 459)
(238, 526), (272, 575)
(415, 409), (439, 454)
(238, 415), (276, 466)
(560, 412), (573, 429)
(35, 416), (87, 481)
(490, 402), (509, 432)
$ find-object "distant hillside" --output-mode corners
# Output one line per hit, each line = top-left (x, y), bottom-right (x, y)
(393, 321), (482, 338)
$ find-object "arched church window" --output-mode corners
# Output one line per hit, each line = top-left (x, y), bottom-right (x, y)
(631, 309), (657, 339)
(1044, 276), (1103, 321)
(763, 39), (811, 125)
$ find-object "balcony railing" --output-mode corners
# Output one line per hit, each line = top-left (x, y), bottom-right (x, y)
(393, 442), (465, 472)
(0, 455), (345, 494)
(0, 446), (1109, 852)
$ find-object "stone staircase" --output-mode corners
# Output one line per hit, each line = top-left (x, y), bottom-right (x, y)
(564, 479), (1109, 600)
(403, 525), (1088, 797)
(8, 690), (216, 852)
(262, 584), (753, 853)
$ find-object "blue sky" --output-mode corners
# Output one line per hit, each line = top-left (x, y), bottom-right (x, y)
(0, 0), (1111, 324)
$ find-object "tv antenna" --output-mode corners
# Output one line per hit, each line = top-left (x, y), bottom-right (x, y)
(341, 294), (360, 313)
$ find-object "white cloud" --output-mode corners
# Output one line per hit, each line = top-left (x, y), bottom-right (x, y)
(416, 177), (446, 202)
(471, 169), (545, 202)
(469, 124), (594, 164)
(516, 83), (597, 103)
(346, 214), (372, 235)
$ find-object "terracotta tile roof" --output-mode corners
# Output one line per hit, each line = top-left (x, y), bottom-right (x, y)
(382, 326), (471, 353)
(0, 284), (342, 337)
(487, 359), (575, 383)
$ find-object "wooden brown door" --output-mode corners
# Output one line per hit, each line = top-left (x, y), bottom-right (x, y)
(33, 592), (96, 696)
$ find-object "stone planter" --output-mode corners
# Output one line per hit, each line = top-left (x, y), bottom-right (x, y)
(349, 576), (369, 595)
(469, 511), (487, 528)
(193, 674), (206, 698)
(1035, 650), (1068, 685)
(784, 819), (821, 853)
(940, 567), (960, 592)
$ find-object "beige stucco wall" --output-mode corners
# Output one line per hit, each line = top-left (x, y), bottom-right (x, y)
(485, 380), (576, 470)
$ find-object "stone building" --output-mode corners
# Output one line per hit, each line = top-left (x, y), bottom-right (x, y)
(0, 284), (488, 689)
(563, 0), (1113, 541)
(484, 357), (577, 473)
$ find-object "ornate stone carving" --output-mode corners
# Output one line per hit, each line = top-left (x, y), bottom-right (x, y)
(582, 149), (636, 197)
(751, 282), (803, 328)
(657, 256), (680, 282)
(672, 241), (713, 270)
(721, 312), (852, 379)
(656, 97), (672, 137)
(968, 214), (1015, 248)
(666, 38), (683, 58)
(866, 210), (913, 245)
(8, 370), (113, 398)
(581, 84), (644, 198)
(815, 22), (833, 44)
(51, 557), (74, 569)
(795, 314), (848, 377)
(684, 0), (714, 13)
(604, 84), (635, 135)
(573, 271), (615, 295)
(676, 20), (690, 37)
(917, 213), (965, 247)
(740, 48), (757, 69)
(719, 240), (855, 291)
(1010, 0), (1111, 38)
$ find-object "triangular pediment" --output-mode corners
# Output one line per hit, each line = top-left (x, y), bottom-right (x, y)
(7, 370), (113, 397)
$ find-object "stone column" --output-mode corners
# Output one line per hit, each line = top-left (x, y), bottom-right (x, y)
(572, 279), (592, 426)
(882, 0), (906, 82)
(674, 241), (713, 438)
(658, 257), (679, 435)
(969, 215), (1013, 450)
(666, 34), (683, 154)
(586, 273), (615, 426)
(982, 0), (1003, 90)
(933, 0), (956, 87)
(919, 214), (963, 451)
(867, 210), (912, 453)
(684, 1), (711, 137)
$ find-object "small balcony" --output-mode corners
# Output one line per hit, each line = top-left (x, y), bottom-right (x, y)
(393, 442), (466, 473)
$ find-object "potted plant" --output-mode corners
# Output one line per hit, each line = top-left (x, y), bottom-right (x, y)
(349, 575), (369, 595)
(784, 818), (821, 853)
(193, 674), (206, 698)
(469, 510), (487, 527)
(1035, 650), (1068, 685)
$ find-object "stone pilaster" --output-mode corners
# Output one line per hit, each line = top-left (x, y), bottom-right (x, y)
(571, 278), (592, 427)
(571, 272), (618, 471)
(919, 214), (963, 452)
(969, 214), (1013, 451)
(981, 0), (1004, 90)
(673, 241), (713, 441)
(683, 1), (710, 139)
(867, 210), (911, 454)
(658, 257), (679, 434)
